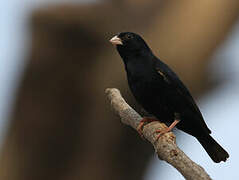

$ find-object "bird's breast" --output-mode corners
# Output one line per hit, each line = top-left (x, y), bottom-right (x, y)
(127, 71), (166, 105)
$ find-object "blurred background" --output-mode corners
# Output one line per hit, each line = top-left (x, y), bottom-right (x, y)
(0, 0), (239, 179)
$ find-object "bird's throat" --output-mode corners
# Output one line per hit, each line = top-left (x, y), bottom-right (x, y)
(125, 55), (155, 80)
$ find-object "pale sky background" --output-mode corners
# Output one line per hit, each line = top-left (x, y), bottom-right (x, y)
(1, 1), (239, 179)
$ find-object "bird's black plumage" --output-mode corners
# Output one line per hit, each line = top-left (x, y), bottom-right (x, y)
(110, 32), (229, 163)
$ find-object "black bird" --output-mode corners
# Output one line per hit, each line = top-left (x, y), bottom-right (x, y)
(110, 32), (229, 163)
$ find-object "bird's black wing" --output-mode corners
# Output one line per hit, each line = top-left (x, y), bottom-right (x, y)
(154, 58), (204, 120)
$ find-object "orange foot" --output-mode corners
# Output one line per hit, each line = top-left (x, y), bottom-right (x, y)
(155, 119), (180, 141)
(137, 117), (158, 138)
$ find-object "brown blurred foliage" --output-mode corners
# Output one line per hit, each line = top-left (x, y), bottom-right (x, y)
(0, 1), (238, 180)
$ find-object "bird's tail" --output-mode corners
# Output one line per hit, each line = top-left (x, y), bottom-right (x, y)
(196, 134), (229, 163)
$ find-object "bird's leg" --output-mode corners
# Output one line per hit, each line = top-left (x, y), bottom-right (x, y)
(155, 113), (180, 141)
(137, 117), (158, 138)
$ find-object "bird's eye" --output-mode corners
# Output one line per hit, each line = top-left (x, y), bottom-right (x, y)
(126, 34), (133, 39)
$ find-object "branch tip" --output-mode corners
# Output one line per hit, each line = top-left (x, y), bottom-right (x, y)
(105, 88), (211, 180)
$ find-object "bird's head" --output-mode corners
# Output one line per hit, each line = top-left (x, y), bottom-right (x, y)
(110, 32), (151, 57)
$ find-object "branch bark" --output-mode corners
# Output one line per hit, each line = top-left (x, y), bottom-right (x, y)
(105, 88), (212, 180)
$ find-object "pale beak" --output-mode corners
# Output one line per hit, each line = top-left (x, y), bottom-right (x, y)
(110, 35), (123, 45)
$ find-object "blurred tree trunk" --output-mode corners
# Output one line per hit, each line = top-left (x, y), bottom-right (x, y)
(0, 1), (238, 180)
(146, 0), (239, 94)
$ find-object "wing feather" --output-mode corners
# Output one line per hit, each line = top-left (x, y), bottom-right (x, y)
(154, 58), (204, 120)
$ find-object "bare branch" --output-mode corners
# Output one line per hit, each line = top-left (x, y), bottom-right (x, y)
(105, 88), (212, 180)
